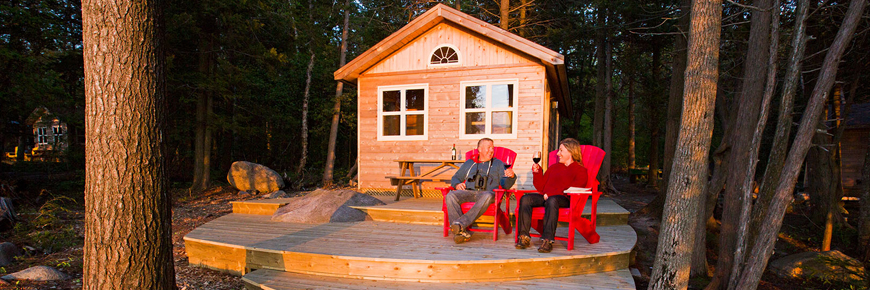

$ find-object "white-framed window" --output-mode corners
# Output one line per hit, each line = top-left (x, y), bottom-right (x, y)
(428, 44), (460, 67)
(52, 125), (63, 143)
(459, 79), (519, 140)
(37, 127), (48, 144)
(377, 84), (429, 141)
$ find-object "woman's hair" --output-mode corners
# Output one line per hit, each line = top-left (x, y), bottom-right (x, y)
(560, 138), (583, 164)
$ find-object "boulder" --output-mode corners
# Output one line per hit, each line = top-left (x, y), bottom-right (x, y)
(263, 190), (290, 199)
(271, 189), (385, 223)
(768, 250), (864, 285)
(227, 161), (284, 193)
(0, 242), (19, 267)
(1, 266), (69, 281)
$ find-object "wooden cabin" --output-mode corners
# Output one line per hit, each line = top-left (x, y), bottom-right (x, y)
(843, 102), (870, 197)
(334, 4), (571, 195)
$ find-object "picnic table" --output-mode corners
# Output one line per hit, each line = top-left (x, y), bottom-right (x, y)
(387, 159), (465, 201)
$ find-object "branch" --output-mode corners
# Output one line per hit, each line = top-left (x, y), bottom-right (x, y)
(725, 0), (773, 12)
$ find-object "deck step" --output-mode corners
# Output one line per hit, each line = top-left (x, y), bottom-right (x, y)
(242, 268), (636, 289)
(232, 196), (629, 226)
(184, 214), (636, 281)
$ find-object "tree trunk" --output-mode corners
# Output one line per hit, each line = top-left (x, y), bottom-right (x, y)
(711, 0), (773, 287)
(455, 0), (460, 10)
(593, 6), (606, 152)
(648, 0), (721, 287)
(602, 31), (614, 191)
(519, 0), (527, 37)
(499, 0), (509, 30)
(727, 3), (780, 287)
(749, 0), (809, 254)
(191, 23), (214, 193)
(736, 1), (868, 288)
(628, 75), (636, 169)
(647, 46), (662, 189)
(323, 0), (351, 187)
(296, 51), (315, 175)
(82, 0), (176, 287)
(860, 130), (870, 261)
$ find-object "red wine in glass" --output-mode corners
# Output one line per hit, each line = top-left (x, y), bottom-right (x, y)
(504, 156), (511, 170)
(532, 151), (541, 164)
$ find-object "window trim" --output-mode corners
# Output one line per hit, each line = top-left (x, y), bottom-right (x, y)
(377, 83), (429, 141)
(37, 127), (48, 145)
(427, 44), (461, 68)
(459, 79), (519, 140)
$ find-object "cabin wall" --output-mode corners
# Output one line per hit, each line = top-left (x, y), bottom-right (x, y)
(842, 127), (869, 197)
(357, 63), (548, 192)
(367, 23), (536, 74)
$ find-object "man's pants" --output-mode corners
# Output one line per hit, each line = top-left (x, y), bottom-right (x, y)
(516, 193), (569, 240)
(444, 190), (495, 229)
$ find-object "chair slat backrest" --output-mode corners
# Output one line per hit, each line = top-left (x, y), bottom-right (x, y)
(465, 147), (518, 168)
(547, 145), (606, 192)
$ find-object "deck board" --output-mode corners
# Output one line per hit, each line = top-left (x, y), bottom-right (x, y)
(243, 268), (637, 290)
(184, 213), (636, 281)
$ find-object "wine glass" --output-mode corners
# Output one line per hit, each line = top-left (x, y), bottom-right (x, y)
(532, 151), (541, 164)
(504, 156), (511, 170)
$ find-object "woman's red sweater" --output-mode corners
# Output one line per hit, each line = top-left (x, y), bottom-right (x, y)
(532, 161), (588, 196)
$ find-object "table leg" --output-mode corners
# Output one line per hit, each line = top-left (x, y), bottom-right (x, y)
(395, 162), (408, 201)
(409, 164), (421, 198)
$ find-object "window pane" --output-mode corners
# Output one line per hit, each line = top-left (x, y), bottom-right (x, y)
(383, 90), (400, 112)
(491, 84), (514, 108)
(492, 111), (513, 134)
(383, 115), (400, 136)
(406, 114), (424, 135)
(465, 86), (486, 109)
(465, 112), (485, 134)
(405, 89), (424, 111)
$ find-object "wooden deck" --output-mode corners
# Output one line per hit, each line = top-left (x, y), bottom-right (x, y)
(232, 196), (629, 226)
(243, 268), (636, 289)
(184, 213), (636, 282)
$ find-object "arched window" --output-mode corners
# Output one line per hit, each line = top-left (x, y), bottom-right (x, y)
(430, 45), (459, 65)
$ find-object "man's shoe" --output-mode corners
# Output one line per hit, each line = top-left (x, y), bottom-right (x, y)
(450, 222), (463, 235)
(515, 235), (531, 249)
(453, 230), (472, 244)
(537, 239), (554, 253)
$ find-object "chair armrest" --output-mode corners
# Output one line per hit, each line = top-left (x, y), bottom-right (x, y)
(565, 187), (593, 196)
(435, 187), (455, 196)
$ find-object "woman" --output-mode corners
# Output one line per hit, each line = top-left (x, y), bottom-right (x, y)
(515, 138), (588, 253)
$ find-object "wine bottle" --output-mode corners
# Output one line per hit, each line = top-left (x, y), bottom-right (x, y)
(451, 144), (457, 160)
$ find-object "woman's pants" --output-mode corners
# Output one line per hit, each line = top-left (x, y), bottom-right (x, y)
(516, 193), (569, 240)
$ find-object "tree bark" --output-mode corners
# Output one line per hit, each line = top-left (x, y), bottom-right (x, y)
(323, 0), (351, 187)
(727, 2), (780, 287)
(861, 131), (870, 260)
(749, 0), (809, 254)
(648, 0), (721, 287)
(735, 1), (868, 288)
(296, 51), (315, 175)
(82, 0), (176, 287)
(602, 31), (614, 191)
(593, 6), (606, 152)
(647, 46), (662, 189)
(499, 0), (509, 30)
(191, 33), (214, 192)
(711, 0), (773, 287)
(628, 75), (636, 169)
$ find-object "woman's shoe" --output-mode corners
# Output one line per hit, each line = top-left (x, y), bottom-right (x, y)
(537, 239), (554, 253)
(515, 235), (531, 249)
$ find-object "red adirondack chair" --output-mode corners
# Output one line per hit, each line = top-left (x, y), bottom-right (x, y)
(512, 145), (605, 250)
(437, 147), (517, 241)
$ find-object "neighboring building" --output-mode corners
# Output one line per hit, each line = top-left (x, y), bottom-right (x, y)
(843, 102), (870, 197)
(25, 107), (68, 162)
(334, 4), (571, 194)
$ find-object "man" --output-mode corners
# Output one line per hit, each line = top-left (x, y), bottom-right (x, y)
(445, 138), (516, 244)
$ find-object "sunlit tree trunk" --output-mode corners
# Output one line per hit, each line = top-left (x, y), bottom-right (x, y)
(736, 1), (868, 288)
(82, 0), (176, 287)
(711, 0), (773, 287)
(323, 0), (351, 187)
(648, 0), (721, 286)
(499, 0), (509, 30)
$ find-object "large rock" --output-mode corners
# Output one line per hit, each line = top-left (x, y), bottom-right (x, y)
(1, 266), (69, 281)
(0, 242), (19, 267)
(227, 161), (284, 193)
(271, 189), (385, 223)
(768, 250), (864, 285)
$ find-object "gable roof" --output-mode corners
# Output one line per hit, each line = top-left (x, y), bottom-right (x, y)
(334, 4), (571, 115)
